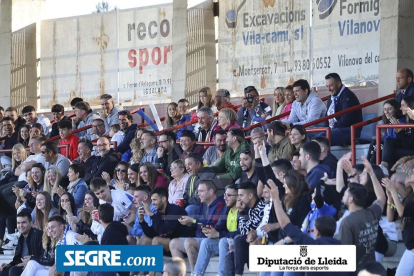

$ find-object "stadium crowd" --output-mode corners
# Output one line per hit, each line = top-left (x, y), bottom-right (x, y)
(0, 70), (413, 276)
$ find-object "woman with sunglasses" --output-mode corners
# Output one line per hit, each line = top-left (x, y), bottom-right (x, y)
(168, 159), (189, 204)
(102, 161), (131, 190)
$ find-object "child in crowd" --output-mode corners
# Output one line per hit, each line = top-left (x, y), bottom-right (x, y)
(109, 124), (124, 149)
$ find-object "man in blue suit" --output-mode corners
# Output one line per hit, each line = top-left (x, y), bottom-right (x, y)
(322, 73), (363, 146)
(396, 68), (414, 103)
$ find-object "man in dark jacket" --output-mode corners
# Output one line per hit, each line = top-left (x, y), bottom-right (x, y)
(0, 212), (42, 276)
(100, 203), (129, 245)
(73, 139), (97, 184)
(299, 141), (333, 189)
(156, 131), (182, 178)
(396, 68), (414, 103)
(194, 184), (240, 276)
(139, 187), (191, 253)
(5, 107), (26, 134)
(117, 110), (137, 154)
(324, 73), (362, 145)
(99, 203), (129, 276)
(91, 137), (121, 179)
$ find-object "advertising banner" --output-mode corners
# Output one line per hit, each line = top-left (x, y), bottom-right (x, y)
(311, 0), (380, 86)
(118, 5), (173, 103)
(218, 0), (310, 95)
(40, 4), (172, 110)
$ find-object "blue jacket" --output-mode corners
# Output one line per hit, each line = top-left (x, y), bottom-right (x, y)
(192, 196), (226, 238)
(70, 178), (88, 209)
(176, 113), (194, 140)
(214, 206), (240, 239)
(117, 124), (137, 154)
(325, 86), (362, 130)
(307, 164), (332, 190)
(130, 204), (156, 237)
(397, 82), (414, 103)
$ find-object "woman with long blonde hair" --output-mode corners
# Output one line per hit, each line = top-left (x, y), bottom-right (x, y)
(0, 143), (27, 185)
(273, 87), (286, 116)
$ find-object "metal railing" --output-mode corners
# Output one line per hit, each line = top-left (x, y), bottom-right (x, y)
(375, 124), (414, 165)
(350, 116), (382, 164)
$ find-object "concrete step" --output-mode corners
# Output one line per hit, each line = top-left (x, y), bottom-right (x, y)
(331, 144), (370, 164)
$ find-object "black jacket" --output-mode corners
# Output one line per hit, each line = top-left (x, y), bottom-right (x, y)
(50, 116), (71, 139)
(14, 116), (26, 133)
(325, 86), (362, 129)
(32, 242), (55, 267)
(10, 227), (43, 267)
(91, 149), (121, 179)
(140, 202), (192, 239)
(73, 155), (98, 184)
(76, 219), (97, 240)
(117, 124), (138, 154)
(101, 221), (129, 245)
(156, 146), (182, 178)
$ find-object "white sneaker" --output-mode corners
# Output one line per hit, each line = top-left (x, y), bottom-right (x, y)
(2, 240), (17, 249)
(5, 232), (19, 242)
(379, 164), (389, 176)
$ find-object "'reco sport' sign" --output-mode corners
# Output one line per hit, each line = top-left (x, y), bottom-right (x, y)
(40, 4), (172, 109)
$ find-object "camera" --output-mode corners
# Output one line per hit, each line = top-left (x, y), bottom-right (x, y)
(246, 94), (254, 103)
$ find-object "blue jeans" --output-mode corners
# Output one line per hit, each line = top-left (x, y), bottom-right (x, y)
(396, 248), (414, 276)
(185, 205), (199, 218)
(219, 238), (234, 276)
(193, 238), (220, 275)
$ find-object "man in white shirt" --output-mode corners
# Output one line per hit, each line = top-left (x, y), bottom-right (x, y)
(282, 79), (326, 128)
(21, 106), (51, 137)
(89, 178), (136, 238)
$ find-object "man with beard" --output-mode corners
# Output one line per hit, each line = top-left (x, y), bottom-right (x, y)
(193, 184), (240, 276)
(203, 130), (227, 165)
(239, 148), (259, 185)
(156, 131), (181, 177)
(117, 110), (138, 154)
(338, 157), (385, 273)
(267, 121), (292, 162)
(139, 187), (190, 253)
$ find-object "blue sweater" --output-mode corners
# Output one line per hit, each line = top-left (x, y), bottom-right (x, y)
(192, 196), (226, 238)
(307, 164), (332, 190)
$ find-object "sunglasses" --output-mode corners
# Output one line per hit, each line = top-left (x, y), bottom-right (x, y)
(116, 168), (127, 173)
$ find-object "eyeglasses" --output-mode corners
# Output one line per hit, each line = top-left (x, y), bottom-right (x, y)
(97, 143), (109, 148)
(224, 193), (237, 198)
(116, 168), (127, 173)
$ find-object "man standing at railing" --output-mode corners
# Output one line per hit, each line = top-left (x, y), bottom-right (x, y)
(323, 73), (362, 146)
(396, 68), (414, 103)
(281, 79), (326, 128)
(100, 94), (122, 135)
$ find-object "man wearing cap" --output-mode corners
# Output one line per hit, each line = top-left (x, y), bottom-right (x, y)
(215, 89), (236, 111)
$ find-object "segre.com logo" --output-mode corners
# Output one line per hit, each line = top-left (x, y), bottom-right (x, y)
(56, 245), (163, 272)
